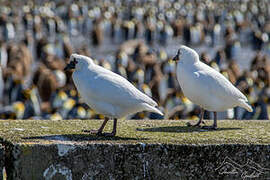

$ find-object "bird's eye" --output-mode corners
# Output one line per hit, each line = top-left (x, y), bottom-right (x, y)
(74, 59), (78, 64)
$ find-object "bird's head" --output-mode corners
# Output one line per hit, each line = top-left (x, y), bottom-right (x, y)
(173, 45), (199, 64)
(64, 54), (94, 71)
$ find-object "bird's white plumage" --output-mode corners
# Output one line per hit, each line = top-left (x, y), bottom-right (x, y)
(175, 46), (252, 112)
(70, 54), (163, 118)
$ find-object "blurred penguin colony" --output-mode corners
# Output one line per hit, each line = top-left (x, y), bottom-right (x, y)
(0, 0), (269, 120)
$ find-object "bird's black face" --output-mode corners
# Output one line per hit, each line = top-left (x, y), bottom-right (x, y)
(173, 49), (181, 61)
(64, 57), (78, 71)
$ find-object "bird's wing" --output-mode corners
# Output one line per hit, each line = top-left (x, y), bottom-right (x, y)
(197, 66), (248, 102)
(85, 65), (157, 107)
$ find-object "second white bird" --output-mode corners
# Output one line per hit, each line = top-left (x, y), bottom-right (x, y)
(173, 45), (252, 129)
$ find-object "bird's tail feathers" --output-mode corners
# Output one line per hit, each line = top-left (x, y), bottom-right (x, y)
(238, 99), (253, 112)
(142, 103), (164, 116)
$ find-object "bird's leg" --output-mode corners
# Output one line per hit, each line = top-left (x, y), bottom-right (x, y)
(202, 111), (218, 130)
(103, 118), (117, 137)
(213, 111), (217, 129)
(187, 107), (205, 127)
(89, 117), (109, 135)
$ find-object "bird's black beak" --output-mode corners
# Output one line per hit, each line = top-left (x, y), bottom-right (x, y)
(173, 49), (181, 61)
(64, 60), (76, 71)
(173, 55), (179, 61)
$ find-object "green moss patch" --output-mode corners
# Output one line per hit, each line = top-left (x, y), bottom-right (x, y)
(0, 120), (269, 145)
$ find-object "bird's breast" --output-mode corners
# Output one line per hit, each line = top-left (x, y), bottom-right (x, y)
(72, 71), (95, 99)
(176, 64), (213, 109)
(176, 64), (199, 93)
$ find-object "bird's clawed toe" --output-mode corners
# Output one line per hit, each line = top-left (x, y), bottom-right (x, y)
(201, 126), (217, 130)
(186, 121), (205, 127)
(87, 129), (103, 136)
(86, 130), (116, 137)
(186, 122), (201, 127)
(102, 132), (116, 137)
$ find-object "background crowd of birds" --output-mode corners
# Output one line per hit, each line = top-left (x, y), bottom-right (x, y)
(0, 0), (269, 120)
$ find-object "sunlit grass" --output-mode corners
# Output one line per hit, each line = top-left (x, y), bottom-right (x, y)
(0, 120), (269, 145)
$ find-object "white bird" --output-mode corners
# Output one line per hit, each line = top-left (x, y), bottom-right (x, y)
(173, 46), (253, 129)
(64, 54), (163, 136)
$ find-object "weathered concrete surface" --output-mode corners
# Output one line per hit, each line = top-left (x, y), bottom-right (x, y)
(0, 120), (270, 179)
(4, 143), (270, 179)
(0, 144), (3, 180)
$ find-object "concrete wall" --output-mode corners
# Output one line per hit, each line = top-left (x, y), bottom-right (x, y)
(0, 145), (3, 180)
(3, 143), (270, 179)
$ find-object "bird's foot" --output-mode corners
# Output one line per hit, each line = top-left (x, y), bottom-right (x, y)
(101, 132), (116, 137)
(85, 130), (116, 137)
(201, 125), (217, 130)
(186, 121), (205, 127)
(83, 129), (103, 136)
